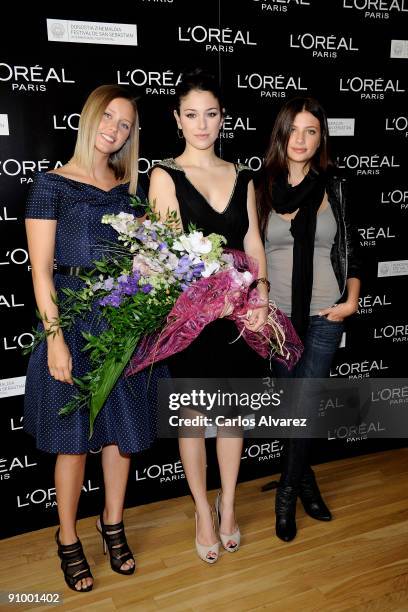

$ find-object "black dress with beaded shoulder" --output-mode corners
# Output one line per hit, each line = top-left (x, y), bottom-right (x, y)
(153, 158), (265, 378)
(24, 172), (167, 454)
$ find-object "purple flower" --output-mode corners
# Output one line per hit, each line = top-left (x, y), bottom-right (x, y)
(103, 277), (115, 291)
(141, 283), (153, 294)
(192, 261), (205, 277)
(99, 293), (122, 308)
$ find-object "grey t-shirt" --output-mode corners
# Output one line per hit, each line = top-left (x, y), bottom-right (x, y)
(265, 203), (341, 316)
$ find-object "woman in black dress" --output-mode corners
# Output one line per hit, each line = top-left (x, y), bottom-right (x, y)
(25, 85), (165, 591)
(149, 70), (269, 563)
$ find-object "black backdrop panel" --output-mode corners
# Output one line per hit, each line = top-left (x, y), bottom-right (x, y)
(1, 1), (407, 538)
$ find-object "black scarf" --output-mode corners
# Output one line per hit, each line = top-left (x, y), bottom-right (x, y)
(271, 170), (327, 340)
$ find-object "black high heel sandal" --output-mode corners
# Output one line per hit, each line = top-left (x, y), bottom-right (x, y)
(96, 514), (135, 575)
(55, 529), (93, 592)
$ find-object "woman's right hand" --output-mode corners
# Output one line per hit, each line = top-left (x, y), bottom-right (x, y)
(47, 335), (74, 384)
(219, 296), (235, 318)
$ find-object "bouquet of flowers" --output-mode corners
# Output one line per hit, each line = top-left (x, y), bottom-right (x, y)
(29, 198), (302, 437)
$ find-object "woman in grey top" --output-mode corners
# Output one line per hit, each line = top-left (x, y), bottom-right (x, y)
(256, 97), (361, 542)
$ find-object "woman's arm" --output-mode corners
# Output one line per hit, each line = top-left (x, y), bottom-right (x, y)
(26, 218), (73, 384)
(148, 167), (182, 229)
(320, 277), (360, 321)
(243, 180), (269, 331)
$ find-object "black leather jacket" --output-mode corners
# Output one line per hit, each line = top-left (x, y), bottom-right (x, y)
(326, 173), (361, 301)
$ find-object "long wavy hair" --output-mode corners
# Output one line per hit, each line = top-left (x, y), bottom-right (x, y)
(71, 84), (139, 194)
(256, 97), (332, 236)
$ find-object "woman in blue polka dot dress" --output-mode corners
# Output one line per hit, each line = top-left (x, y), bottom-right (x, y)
(24, 85), (166, 592)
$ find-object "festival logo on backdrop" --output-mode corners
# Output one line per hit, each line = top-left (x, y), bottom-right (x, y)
(378, 260), (408, 277)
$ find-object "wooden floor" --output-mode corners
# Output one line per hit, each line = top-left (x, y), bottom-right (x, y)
(1, 449), (408, 612)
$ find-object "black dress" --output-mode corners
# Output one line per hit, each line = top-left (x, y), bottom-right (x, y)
(154, 158), (265, 378)
(24, 172), (167, 454)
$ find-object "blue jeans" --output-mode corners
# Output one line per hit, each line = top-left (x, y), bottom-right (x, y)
(274, 315), (345, 379)
(272, 315), (345, 486)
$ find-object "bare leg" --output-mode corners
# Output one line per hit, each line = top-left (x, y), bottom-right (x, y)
(179, 436), (218, 552)
(99, 444), (134, 571)
(216, 436), (243, 537)
(55, 453), (92, 590)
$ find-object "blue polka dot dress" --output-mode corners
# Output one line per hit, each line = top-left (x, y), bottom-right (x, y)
(24, 172), (167, 454)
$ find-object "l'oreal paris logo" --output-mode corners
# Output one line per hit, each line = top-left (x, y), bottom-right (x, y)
(0, 159), (62, 183)
(358, 226), (396, 247)
(0, 456), (37, 481)
(178, 26), (257, 53)
(385, 115), (408, 136)
(357, 294), (392, 315)
(380, 189), (408, 209)
(330, 359), (389, 377)
(253, 0), (311, 12)
(343, 0), (408, 16)
(336, 154), (400, 174)
(373, 324), (408, 341)
(0, 294), (24, 308)
(289, 33), (358, 57)
(328, 422), (385, 441)
(221, 115), (257, 139)
(371, 386), (408, 403)
(135, 461), (185, 483)
(237, 73), (307, 98)
(339, 77), (405, 99)
(53, 113), (80, 131)
(0, 63), (75, 92)
(242, 441), (283, 460)
(117, 69), (181, 95)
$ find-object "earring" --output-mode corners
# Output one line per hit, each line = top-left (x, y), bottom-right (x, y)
(177, 127), (184, 139)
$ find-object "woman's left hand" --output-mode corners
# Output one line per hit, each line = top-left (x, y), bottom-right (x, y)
(244, 305), (269, 332)
(319, 300), (358, 322)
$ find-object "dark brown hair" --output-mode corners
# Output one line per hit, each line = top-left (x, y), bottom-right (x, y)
(256, 97), (332, 236)
(174, 68), (224, 113)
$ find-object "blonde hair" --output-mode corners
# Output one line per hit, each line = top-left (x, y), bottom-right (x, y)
(71, 84), (139, 194)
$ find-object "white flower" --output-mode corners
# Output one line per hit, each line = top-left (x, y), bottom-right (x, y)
(173, 231), (212, 256)
(201, 260), (220, 278)
(221, 252), (234, 268)
(102, 212), (138, 237)
(164, 252), (180, 270)
(242, 271), (254, 285)
(132, 254), (163, 276)
(189, 231), (212, 255)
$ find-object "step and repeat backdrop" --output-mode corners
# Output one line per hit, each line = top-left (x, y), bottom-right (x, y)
(1, 1), (407, 538)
